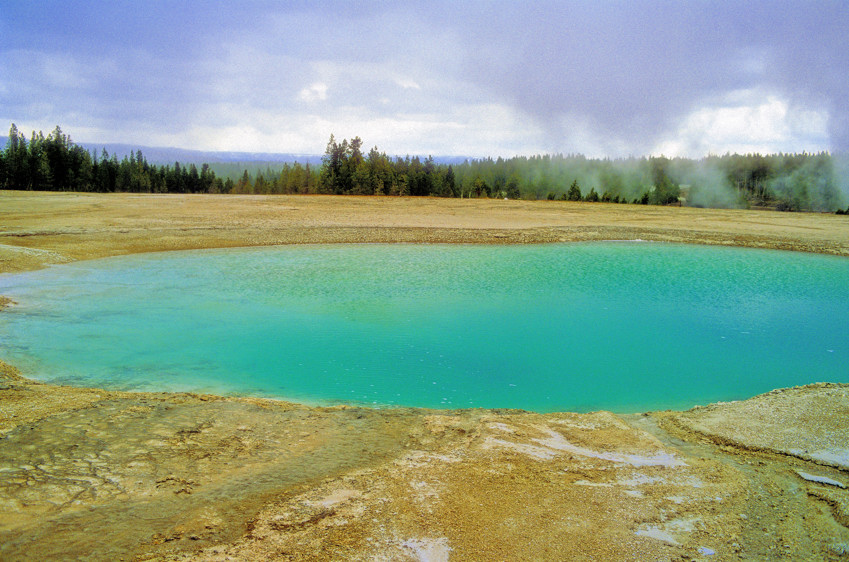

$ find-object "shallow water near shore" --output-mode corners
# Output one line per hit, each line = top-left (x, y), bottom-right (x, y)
(0, 242), (847, 412)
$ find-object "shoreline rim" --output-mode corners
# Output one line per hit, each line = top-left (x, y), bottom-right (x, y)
(2, 237), (848, 416)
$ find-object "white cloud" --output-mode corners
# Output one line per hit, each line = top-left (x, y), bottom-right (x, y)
(394, 78), (421, 90)
(653, 90), (830, 157)
(297, 82), (328, 102)
(149, 96), (548, 158)
(4, 2), (848, 157)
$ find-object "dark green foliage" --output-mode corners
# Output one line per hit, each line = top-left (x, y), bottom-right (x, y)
(1, 124), (226, 194)
(567, 180), (582, 201)
(442, 165), (456, 197)
(766, 152), (840, 212)
(5, 124), (29, 190)
(647, 157), (681, 205)
(472, 177), (490, 197)
(1, 124), (845, 212)
(506, 177), (521, 199)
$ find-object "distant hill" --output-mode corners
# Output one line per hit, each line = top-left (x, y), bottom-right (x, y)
(95, 142), (325, 166)
(0, 136), (322, 165)
(0, 136), (471, 166)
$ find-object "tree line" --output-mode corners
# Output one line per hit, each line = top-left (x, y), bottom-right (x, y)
(0, 124), (237, 194)
(1, 124), (846, 212)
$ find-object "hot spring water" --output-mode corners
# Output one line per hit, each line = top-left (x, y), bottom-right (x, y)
(1, 243), (847, 412)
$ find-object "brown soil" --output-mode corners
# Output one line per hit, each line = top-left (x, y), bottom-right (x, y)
(1, 191), (848, 560)
(2, 191), (849, 275)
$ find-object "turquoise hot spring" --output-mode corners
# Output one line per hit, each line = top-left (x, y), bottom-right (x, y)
(0, 242), (847, 413)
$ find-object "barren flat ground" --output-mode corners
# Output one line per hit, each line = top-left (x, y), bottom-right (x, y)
(1, 191), (848, 560)
(2, 190), (849, 273)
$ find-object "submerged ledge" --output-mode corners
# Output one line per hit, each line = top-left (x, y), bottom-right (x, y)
(2, 359), (846, 461)
(2, 192), (849, 277)
(2, 224), (848, 277)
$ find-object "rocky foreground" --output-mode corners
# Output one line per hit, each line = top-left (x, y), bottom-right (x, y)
(1, 192), (848, 560)
(1, 364), (847, 560)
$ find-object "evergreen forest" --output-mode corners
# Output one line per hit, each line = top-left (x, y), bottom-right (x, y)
(2, 124), (847, 213)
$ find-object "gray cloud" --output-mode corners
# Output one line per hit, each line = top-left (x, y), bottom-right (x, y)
(1, 1), (845, 156)
(444, 1), (848, 153)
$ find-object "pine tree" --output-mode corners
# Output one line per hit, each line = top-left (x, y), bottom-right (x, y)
(443, 165), (456, 197)
(506, 176), (521, 199)
(567, 179), (582, 201)
(6, 124), (29, 189)
(28, 131), (51, 190)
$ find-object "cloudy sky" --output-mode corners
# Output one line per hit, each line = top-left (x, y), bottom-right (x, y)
(1, 1), (846, 158)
